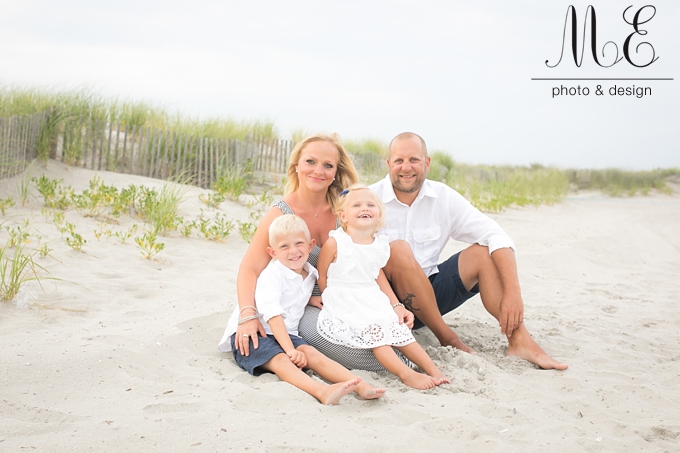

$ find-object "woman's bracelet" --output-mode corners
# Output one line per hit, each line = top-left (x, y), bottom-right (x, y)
(238, 315), (259, 325)
(392, 302), (405, 310)
(239, 305), (258, 315)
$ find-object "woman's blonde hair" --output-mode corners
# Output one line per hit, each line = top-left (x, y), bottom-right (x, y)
(285, 133), (359, 213)
(335, 184), (386, 233)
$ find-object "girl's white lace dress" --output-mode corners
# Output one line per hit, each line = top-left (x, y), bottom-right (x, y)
(317, 228), (415, 348)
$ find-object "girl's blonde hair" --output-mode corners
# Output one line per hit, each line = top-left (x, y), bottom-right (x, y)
(268, 214), (311, 247)
(285, 133), (359, 213)
(335, 184), (386, 233)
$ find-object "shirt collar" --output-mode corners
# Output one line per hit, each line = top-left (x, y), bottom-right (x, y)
(273, 259), (318, 280)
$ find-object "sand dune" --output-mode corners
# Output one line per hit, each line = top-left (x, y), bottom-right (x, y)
(1, 161), (678, 451)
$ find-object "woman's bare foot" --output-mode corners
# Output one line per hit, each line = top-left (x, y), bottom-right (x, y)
(320, 377), (361, 405)
(507, 329), (568, 370)
(354, 382), (386, 400)
(400, 370), (446, 390)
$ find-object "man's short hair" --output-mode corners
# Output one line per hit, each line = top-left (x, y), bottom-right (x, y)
(268, 214), (311, 247)
(389, 132), (428, 157)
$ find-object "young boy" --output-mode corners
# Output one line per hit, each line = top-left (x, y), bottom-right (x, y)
(218, 214), (385, 405)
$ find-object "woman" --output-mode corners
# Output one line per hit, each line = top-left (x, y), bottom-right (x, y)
(233, 133), (407, 371)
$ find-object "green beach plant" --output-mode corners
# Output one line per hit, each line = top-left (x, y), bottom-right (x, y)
(197, 213), (234, 242)
(72, 175), (119, 219)
(60, 222), (86, 251)
(0, 241), (46, 302)
(199, 191), (226, 209)
(135, 232), (165, 259)
(17, 164), (36, 206)
(65, 231), (87, 251)
(32, 175), (73, 210)
(51, 210), (65, 227)
(93, 223), (113, 240)
(212, 162), (251, 201)
(237, 220), (257, 244)
(179, 219), (197, 238)
(244, 189), (274, 209)
(112, 185), (139, 218)
(37, 243), (51, 259)
(115, 224), (138, 244)
(5, 221), (31, 248)
(137, 183), (185, 235)
(0, 197), (15, 215)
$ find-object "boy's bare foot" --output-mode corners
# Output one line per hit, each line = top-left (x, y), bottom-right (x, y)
(355, 382), (386, 400)
(321, 377), (361, 405)
(400, 370), (445, 390)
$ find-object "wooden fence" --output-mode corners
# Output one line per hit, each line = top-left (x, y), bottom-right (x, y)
(0, 110), (293, 188)
(0, 111), (47, 180)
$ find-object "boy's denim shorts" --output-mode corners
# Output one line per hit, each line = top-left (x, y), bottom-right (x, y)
(230, 333), (307, 375)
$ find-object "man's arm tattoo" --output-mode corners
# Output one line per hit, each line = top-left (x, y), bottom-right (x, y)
(400, 293), (419, 312)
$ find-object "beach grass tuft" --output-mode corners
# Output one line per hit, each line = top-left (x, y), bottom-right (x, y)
(0, 240), (45, 302)
(137, 183), (186, 236)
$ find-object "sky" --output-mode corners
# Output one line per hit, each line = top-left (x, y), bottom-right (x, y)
(1, 0), (678, 169)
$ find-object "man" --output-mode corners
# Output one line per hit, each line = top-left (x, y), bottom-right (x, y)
(370, 132), (567, 370)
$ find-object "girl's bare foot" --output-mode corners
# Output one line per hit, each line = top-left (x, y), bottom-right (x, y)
(320, 377), (361, 405)
(355, 382), (386, 400)
(430, 373), (450, 385)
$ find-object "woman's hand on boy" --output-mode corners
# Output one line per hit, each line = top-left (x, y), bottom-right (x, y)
(288, 350), (308, 369)
(236, 318), (266, 356)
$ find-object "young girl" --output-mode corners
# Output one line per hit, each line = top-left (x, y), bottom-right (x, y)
(316, 184), (450, 390)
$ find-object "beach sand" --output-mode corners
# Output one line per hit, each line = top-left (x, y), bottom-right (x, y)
(1, 161), (679, 451)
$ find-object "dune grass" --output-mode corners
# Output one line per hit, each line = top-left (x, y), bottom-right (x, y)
(0, 240), (45, 302)
(0, 85), (279, 163)
(2, 85), (677, 213)
(566, 168), (677, 196)
(428, 152), (679, 212)
(342, 142), (678, 212)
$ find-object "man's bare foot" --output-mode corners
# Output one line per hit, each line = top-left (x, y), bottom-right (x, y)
(439, 330), (476, 354)
(321, 377), (361, 405)
(355, 382), (386, 400)
(507, 330), (568, 370)
(400, 370), (447, 390)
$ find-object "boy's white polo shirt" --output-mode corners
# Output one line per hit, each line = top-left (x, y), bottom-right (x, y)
(217, 260), (318, 352)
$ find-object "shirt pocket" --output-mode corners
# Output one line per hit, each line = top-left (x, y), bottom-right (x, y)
(412, 226), (441, 263)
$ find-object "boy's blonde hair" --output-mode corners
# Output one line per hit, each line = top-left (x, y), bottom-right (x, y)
(268, 214), (311, 247)
(335, 184), (386, 233)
